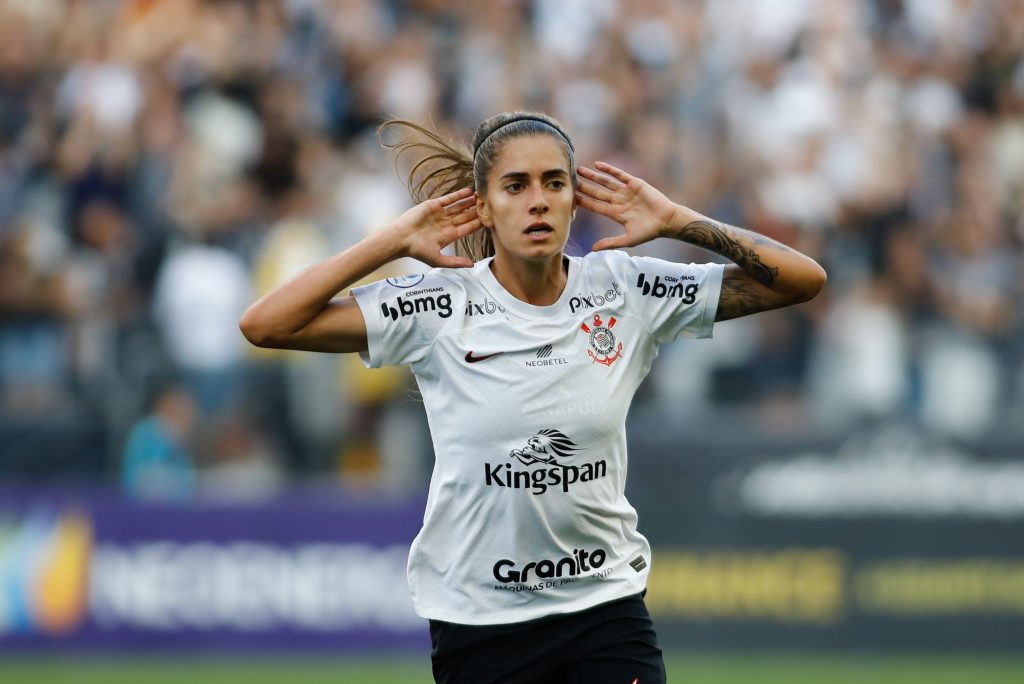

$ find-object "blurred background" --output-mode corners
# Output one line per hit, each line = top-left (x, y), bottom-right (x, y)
(1, 0), (1022, 682)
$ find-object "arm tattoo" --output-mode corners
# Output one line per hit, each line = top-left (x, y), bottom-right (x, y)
(678, 220), (779, 287)
(716, 270), (779, 321)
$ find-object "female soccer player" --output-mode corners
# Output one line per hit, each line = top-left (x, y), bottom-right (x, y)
(240, 112), (825, 683)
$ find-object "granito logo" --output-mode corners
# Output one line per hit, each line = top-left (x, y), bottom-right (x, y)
(569, 283), (622, 313)
(484, 429), (607, 495)
(636, 273), (699, 303)
(380, 292), (453, 320)
(386, 274), (425, 288)
(493, 547), (608, 585)
(465, 298), (506, 316)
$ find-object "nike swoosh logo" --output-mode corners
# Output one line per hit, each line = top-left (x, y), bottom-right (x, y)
(464, 351), (503, 363)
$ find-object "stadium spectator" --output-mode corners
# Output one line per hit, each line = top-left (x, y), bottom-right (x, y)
(0, 0), (1020, 488)
(121, 380), (197, 502)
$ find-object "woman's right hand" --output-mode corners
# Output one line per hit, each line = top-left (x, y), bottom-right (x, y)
(392, 187), (482, 268)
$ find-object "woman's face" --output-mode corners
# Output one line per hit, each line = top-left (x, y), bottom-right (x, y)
(476, 135), (575, 263)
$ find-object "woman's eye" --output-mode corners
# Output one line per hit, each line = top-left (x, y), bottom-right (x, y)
(506, 183), (524, 192)
(549, 179), (565, 189)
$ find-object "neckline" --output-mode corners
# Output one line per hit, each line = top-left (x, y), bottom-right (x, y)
(477, 255), (580, 318)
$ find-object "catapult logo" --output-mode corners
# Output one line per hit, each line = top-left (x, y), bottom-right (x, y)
(484, 429), (607, 495)
(380, 291), (453, 321)
(569, 282), (622, 313)
(636, 273), (699, 303)
(493, 547), (609, 591)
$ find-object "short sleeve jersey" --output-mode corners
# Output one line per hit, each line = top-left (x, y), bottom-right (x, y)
(352, 250), (723, 625)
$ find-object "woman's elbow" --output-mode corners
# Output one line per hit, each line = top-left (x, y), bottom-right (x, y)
(795, 261), (827, 303)
(239, 310), (279, 348)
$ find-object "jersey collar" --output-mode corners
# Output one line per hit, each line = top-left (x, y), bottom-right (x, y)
(476, 256), (581, 318)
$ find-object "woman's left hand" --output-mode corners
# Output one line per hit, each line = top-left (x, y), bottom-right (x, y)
(576, 162), (680, 251)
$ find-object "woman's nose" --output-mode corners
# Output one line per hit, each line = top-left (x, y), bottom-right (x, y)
(528, 185), (549, 214)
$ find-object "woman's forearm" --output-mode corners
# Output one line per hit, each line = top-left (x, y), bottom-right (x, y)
(239, 226), (404, 346)
(662, 206), (826, 301)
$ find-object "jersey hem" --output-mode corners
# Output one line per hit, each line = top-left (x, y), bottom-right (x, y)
(351, 287), (383, 368)
(413, 578), (649, 626)
(695, 262), (724, 338)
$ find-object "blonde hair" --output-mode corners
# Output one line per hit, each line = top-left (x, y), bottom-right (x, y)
(378, 112), (576, 263)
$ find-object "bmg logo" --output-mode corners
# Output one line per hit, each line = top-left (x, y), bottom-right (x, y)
(381, 293), (453, 320)
(636, 273), (699, 303)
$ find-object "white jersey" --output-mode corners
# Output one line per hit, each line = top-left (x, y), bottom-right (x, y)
(352, 250), (723, 625)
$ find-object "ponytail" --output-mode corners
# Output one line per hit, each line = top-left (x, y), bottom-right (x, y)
(378, 120), (494, 262)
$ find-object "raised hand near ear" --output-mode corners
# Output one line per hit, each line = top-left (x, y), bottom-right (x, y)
(575, 162), (679, 252)
(393, 187), (483, 268)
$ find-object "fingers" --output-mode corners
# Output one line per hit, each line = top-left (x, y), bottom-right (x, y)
(437, 186), (474, 207)
(592, 235), (635, 252)
(594, 161), (636, 185)
(449, 206), (479, 227)
(574, 191), (614, 216)
(434, 254), (476, 269)
(578, 165), (623, 192)
(575, 178), (615, 203)
(452, 217), (483, 239)
(445, 194), (477, 216)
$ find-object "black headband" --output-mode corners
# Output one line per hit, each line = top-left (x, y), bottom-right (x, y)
(473, 116), (574, 159)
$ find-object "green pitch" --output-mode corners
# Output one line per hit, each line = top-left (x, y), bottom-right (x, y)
(1, 652), (1023, 684)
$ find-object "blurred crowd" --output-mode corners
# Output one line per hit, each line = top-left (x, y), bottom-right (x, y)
(0, 0), (1021, 496)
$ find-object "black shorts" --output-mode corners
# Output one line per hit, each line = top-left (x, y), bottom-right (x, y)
(429, 593), (666, 684)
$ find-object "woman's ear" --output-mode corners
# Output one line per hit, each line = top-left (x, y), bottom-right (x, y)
(476, 192), (492, 228)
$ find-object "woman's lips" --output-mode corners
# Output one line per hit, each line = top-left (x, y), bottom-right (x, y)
(525, 222), (553, 240)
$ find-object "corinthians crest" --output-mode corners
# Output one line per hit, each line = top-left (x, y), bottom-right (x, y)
(579, 314), (623, 366)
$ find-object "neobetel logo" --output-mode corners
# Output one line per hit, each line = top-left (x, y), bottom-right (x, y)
(525, 344), (568, 368)
(484, 429), (607, 495)
(569, 283), (622, 313)
(465, 298), (506, 316)
(381, 292), (453, 320)
(636, 273), (699, 303)
(493, 547), (608, 584)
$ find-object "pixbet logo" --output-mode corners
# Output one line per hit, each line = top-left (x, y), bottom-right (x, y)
(464, 298), (506, 316)
(493, 547), (608, 584)
(635, 273), (699, 303)
(569, 283), (622, 313)
(380, 292), (453, 320)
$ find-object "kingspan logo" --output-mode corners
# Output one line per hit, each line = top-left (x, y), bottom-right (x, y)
(484, 429), (607, 495)
(635, 273), (699, 303)
(493, 547), (608, 585)
(569, 282), (622, 313)
(380, 292), (453, 320)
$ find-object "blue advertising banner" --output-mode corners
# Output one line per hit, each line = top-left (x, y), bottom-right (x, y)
(0, 484), (428, 652)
